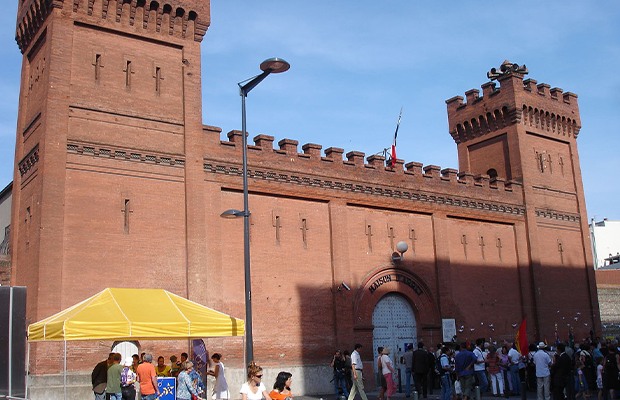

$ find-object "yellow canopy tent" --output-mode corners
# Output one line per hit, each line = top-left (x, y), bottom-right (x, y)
(26, 288), (245, 400)
(28, 288), (244, 341)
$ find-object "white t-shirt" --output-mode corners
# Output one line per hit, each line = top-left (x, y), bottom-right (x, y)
(508, 348), (521, 365)
(240, 382), (266, 400)
(380, 354), (392, 375)
(473, 347), (485, 371)
(351, 350), (362, 369)
(533, 350), (552, 377)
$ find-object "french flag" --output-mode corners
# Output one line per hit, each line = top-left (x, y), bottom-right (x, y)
(391, 108), (402, 168)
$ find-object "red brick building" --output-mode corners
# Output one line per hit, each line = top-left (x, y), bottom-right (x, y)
(10, 0), (600, 396)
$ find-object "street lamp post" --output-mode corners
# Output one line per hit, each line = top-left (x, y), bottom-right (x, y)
(221, 58), (290, 366)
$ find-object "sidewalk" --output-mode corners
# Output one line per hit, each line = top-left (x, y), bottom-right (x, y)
(295, 389), (539, 400)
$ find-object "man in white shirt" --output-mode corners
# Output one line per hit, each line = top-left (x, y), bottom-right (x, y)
(507, 345), (522, 395)
(473, 339), (488, 394)
(533, 342), (552, 400)
(348, 344), (369, 400)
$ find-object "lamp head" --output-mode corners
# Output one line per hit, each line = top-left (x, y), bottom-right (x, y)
(260, 57), (290, 74)
(220, 209), (245, 219)
(391, 241), (409, 262)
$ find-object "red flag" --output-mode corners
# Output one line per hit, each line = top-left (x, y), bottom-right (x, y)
(515, 318), (529, 355)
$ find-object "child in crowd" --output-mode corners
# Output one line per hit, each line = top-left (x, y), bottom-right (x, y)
(596, 357), (604, 400)
(575, 360), (587, 400)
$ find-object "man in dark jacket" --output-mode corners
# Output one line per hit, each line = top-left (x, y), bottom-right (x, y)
(92, 353), (113, 400)
(413, 342), (430, 398)
(552, 343), (572, 400)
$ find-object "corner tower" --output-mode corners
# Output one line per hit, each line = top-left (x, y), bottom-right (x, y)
(446, 61), (599, 339)
(11, 0), (211, 342)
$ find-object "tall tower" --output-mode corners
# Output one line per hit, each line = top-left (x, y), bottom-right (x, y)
(11, 0), (211, 364)
(446, 61), (599, 339)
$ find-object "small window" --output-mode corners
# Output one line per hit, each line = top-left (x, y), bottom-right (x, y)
(486, 168), (498, 179)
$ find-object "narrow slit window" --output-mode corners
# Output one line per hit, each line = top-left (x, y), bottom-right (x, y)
(94, 54), (102, 82)
(155, 67), (162, 94)
(125, 60), (132, 87)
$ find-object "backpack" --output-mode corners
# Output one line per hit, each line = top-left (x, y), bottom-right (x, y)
(436, 354), (447, 376)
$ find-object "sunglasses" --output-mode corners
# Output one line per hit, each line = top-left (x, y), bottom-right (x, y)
(255, 375), (263, 378)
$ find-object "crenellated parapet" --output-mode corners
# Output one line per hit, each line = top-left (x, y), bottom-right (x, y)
(15, 0), (57, 53)
(16, 0), (210, 53)
(202, 128), (527, 216)
(446, 67), (581, 144)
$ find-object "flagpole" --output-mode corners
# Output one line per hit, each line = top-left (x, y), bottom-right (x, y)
(390, 107), (403, 168)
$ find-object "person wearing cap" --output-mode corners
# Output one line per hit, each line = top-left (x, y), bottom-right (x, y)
(347, 344), (369, 400)
(533, 342), (552, 400)
(120, 356), (137, 400)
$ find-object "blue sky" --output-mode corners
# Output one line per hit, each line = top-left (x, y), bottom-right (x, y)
(1, 1), (619, 220)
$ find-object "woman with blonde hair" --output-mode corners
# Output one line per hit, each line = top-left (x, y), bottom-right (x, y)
(240, 362), (273, 400)
(380, 347), (397, 400)
(177, 361), (200, 400)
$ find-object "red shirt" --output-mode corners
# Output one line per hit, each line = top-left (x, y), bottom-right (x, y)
(486, 353), (500, 374)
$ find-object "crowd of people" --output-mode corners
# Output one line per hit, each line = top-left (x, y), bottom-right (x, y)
(441, 337), (620, 400)
(91, 351), (225, 400)
(331, 337), (620, 400)
(90, 336), (620, 400)
(91, 352), (293, 400)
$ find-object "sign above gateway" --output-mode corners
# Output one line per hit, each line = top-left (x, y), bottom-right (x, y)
(368, 273), (423, 295)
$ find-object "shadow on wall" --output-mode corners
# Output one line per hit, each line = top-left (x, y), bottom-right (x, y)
(293, 259), (600, 394)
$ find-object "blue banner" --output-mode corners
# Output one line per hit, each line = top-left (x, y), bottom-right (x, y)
(191, 339), (208, 394)
(192, 339), (208, 376)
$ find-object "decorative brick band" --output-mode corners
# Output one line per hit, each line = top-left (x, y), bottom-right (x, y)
(204, 162), (525, 216)
(535, 208), (581, 223)
(18, 144), (40, 177)
(66, 143), (185, 167)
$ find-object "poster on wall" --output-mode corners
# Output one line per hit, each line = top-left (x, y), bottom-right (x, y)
(442, 319), (456, 342)
(157, 377), (176, 400)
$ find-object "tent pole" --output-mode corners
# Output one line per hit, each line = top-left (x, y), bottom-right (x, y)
(64, 340), (67, 400)
(25, 341), (30, 399)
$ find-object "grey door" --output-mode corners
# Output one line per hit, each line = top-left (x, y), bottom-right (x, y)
(372, 293), (417, 387)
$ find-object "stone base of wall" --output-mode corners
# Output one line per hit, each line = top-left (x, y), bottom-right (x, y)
(26, 364), (353, 400)
(0, 254), (10, 285)
(597, 285), (620, 339)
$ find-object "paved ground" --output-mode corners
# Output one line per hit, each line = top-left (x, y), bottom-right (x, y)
(295, 389), (539, 400)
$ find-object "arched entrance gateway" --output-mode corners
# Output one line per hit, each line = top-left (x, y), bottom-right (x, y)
(372, 294), (416, 383)
(354, 266), (442, 385)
